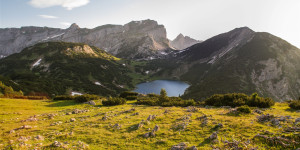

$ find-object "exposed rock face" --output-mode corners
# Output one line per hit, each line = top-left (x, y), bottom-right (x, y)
(0, 20), (172, 59)
(0, 27), (64, 56)
(170, 33), (201, 50)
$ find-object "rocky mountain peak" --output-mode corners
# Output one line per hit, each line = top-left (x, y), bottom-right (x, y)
(177, 33), (184, 39)
(230, 27), (254, 35)
(170, 33), (201, 50)
(68, 23), (80, 30)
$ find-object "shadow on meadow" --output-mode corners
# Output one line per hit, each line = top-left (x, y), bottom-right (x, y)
(46, 100), (80, 107)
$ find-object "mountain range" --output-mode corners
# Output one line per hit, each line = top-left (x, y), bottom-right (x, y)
(0, 20), (300, 101)
(0, 19), (199, 59)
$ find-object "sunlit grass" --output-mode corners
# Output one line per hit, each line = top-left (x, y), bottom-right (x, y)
(0, 98), (299, 149)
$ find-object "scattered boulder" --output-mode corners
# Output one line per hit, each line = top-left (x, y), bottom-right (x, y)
(102, 115), (109, 121)
(50, 121), (63, 126)
(223, 140), (244, 149)
(18, 141), (30, 147)
(131, 112), (139, 116)
(70, 118), (76, 122)
(123, 108), (136, 113)
(35, 135), (44, 141)
(21, 125), (32, 129)
(278, 116), (286, 122)
(197, 115), (209, 126)
(153, 125), (159, 132)
(172, 122), (188, 131)
(14, 125), (32, 131)
(257, 114), (274, 122)
(270, 118), (280, 126)
(221, 106), (231, 109)
(68, 131), (75, 136)
(143, 125), (159, 138)
(179, 115), (191, 121)
(137, 122), (144, 129)
(186, 106), (198, 112)
(295, 118), (300, 124)
(253, 134), (299, 148)
(51, 141), (67, 148)
(226, 108), (239, 115)
(9, 130), (15, 134)
(284, 127), (300, 133)
(143, 132), (150, 138)
(84, 100), (96, 105)
(113, 123), (121, 130)
(72, 109), (89, 114)
(18, 136), (29, 142)
(215, 123), (223, 128)
(22, 117), (38, 122)
(47, 113), (57, 119)
(253, 109), (263, 114)
(190, 146), (198, 150)
(171, 142), (189, 150)
(208, 132), (218, 140)
(77, 141), (89, 149)
(149, 131), (155, 137)
(147, 115), (156, 121)
(66, 112), (72, 115)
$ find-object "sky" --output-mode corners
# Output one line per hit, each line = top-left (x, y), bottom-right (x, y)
(1, 0), (300, 48)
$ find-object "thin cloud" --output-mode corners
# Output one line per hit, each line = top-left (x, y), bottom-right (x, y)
(38, 15), (58, 19)
(60, 22), (71, 26)
(29, 0), (90, 10)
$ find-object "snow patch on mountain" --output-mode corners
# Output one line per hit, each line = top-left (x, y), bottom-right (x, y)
(71, 92), (83, 96)
(32, 58), (42, 67)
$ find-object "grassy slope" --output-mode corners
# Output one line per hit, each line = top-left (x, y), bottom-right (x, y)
(0, 99), (299, 149)
(0, 42), (134, 96)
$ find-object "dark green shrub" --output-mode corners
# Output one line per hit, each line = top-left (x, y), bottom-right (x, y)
(160, 89), (167, 97)
(204, 93), (275, 108)
(237, 105), (251, 114)
(247, 93), (274, 108)
(136, 92), (196, 107)
(74, 94), (100, 103)
(233, 98), (246, 107)
(289, 100), (300, 110)
(119, 91), (138, 98)
(102, 97), (126, 106)
(125, 96), (137, 100)
(53, 95), (75, 101)
(136, 97), (159, 106)
(205, 93), (248, 107)
(147, 93), (159, 97)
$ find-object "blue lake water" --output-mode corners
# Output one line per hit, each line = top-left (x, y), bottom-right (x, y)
(134, 80), (190, 97)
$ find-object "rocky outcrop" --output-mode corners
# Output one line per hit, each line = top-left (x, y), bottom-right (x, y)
(170, 33), (201, 50)
(0, 19), (173, 59)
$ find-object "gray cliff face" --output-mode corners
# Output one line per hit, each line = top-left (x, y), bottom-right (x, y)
(0, 27), (64, 56)
(170, 33), (201, 50)
(0, 20), (171, 59)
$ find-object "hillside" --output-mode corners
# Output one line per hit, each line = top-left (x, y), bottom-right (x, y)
(0, 42), (136, 96)
(145, 27), (300, 101)
(0, 98), (299, 149)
